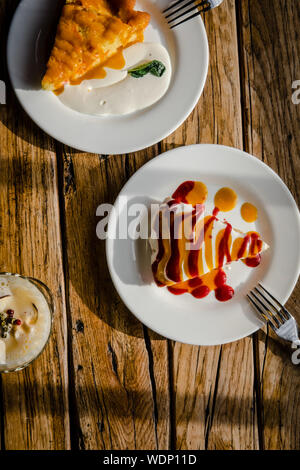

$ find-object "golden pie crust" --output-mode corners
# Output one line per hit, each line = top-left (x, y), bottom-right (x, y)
(42, 0), (150, 91)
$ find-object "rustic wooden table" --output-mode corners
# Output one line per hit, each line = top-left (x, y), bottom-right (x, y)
(0, 0), (299, 451)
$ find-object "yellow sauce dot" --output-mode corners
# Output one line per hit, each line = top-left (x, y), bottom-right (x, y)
(241, 202), (258, 223)
(214, 187), (238, 212)
(185, 181), (208, 205)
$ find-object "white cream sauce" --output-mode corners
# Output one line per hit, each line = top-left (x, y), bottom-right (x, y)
(58, 42), (172, 116)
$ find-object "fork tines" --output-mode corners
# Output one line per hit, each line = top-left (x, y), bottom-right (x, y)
(247, 283), (291, 332)
(163, 0), (211, 29)
(247, 284), (300, 346)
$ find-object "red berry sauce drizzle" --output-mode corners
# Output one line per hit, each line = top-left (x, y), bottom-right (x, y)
(153, 181), (263, 303)
(167, 267), (234, 302)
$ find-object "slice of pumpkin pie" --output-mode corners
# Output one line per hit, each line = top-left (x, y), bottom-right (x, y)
(42, 0), (150, 92)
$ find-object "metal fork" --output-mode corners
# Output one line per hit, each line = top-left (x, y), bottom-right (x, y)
(247, 283), (300, 346)
(163, 0), (223, 29)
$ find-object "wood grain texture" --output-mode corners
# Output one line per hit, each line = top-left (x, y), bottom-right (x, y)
(237, 0), (300, 449)
(0, 0), (299, 451)
(167, 0), (259, 450)
(172, 342), (221, 449)
(0, 0), (70, 450)
(206, 339), (258, 450)
(58, 146), (170, 449)
(161, 0), (243, 151)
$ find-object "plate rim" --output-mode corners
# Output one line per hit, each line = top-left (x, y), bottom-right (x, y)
(106, 144), (300, 345)
(7, 0), (209, 155)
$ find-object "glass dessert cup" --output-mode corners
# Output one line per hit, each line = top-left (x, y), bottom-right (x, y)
(0, 273), (54, 373)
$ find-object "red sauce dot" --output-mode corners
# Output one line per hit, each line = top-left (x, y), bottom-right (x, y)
(188, 277), (203, 288)
(192, 285), (211, 299)
(245, 254), (261, 267)
(213, 207), (220, 217)
(214, 269), (227, 287)
(167, 287), (188, 295)
(215, 285), (234, 302)
(14, 319), (22, 326)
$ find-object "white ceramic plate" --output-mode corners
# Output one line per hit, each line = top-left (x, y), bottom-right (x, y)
(106, 144), (300, 345)
(7, 0), (209, 154)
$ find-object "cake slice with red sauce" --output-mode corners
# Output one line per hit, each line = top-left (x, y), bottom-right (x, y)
(149, 198), (268, 288)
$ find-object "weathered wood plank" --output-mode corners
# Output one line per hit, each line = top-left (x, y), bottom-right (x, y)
(0, 0), (70, 450)
(59, 146), (170, 449)
(0, 93), (70, 449)
(160, 1), (242, 152)
(205, 339), (258, 450)
(171, 342), (220, 449)
(163, 0), (259, 450)
(0, 131), (70, 450)
(238, 0), (300, 449)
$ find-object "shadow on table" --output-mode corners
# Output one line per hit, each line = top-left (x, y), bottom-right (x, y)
(64, 180), (164, 340)
(2, 377), (299, 428)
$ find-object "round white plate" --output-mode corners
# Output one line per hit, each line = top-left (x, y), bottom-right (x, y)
(7, 0), (209, 154)
(106, 144), (300, 345)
